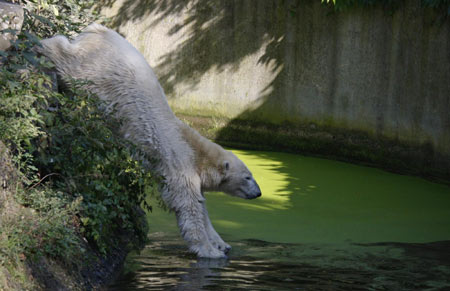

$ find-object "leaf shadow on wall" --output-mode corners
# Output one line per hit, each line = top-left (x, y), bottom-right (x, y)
(96, 0), (293, 98)
(94, 0), (342, 133)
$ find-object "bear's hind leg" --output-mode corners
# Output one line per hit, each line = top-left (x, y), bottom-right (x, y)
(201, 203), (231, 253)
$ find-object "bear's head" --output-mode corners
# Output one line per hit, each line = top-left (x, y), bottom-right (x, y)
(217, 151), (262, 200)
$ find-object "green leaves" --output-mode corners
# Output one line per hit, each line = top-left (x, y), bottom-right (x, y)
(1, 0), (156, 263)
(26, 76), (157, 254)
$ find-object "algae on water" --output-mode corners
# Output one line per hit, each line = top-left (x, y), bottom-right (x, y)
(148, 149), (450, 244)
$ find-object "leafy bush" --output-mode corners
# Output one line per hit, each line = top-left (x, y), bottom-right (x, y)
(20, 0), (99, 38)
(0, 0), (157, 264)
(33, 78), (156, 252)
(0, 48), (50, 184)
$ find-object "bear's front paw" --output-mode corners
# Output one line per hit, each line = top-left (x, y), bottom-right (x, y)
(193, 243), (227, 259)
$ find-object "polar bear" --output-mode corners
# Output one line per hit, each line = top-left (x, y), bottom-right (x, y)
(37, 24), (261, 258)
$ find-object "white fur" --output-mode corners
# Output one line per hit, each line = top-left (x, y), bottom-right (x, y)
(38, 23), (261, 258)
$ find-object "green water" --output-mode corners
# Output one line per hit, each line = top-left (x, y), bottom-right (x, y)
(109, 150), (450, 290)
(146, 149), (450, 244)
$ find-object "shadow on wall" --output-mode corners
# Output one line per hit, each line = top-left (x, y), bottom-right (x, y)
(96, 0), (291, 98)
(94, 0), (339, 139)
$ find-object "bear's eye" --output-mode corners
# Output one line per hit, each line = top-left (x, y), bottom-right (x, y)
(245, 176), (251, 180)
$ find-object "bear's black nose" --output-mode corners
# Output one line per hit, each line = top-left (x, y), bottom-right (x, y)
(246, 192), (261, 199)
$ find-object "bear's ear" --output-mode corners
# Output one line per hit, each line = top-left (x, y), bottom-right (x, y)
(223, 161), (230, 171)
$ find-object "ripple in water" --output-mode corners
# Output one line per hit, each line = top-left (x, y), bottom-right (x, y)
(108, 233), (450, 290)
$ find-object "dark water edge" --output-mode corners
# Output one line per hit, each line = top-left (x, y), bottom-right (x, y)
(108, 233), (450, 291)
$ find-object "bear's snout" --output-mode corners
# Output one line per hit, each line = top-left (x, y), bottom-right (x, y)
(245, 180), (262, 199)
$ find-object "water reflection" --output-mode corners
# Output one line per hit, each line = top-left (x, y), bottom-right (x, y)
(109, 233), (450, 290)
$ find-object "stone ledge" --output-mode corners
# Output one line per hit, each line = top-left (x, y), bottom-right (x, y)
(0, 1), (24, 51)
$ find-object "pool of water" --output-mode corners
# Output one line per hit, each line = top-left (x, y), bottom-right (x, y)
(109, 150), (450, 290)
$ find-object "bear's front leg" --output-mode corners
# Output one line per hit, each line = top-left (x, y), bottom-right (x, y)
(175, 200), (227, 259)
(201, 202), (231, 253)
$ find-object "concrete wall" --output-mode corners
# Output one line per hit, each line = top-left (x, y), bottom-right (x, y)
(100, 0), (450, 178)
